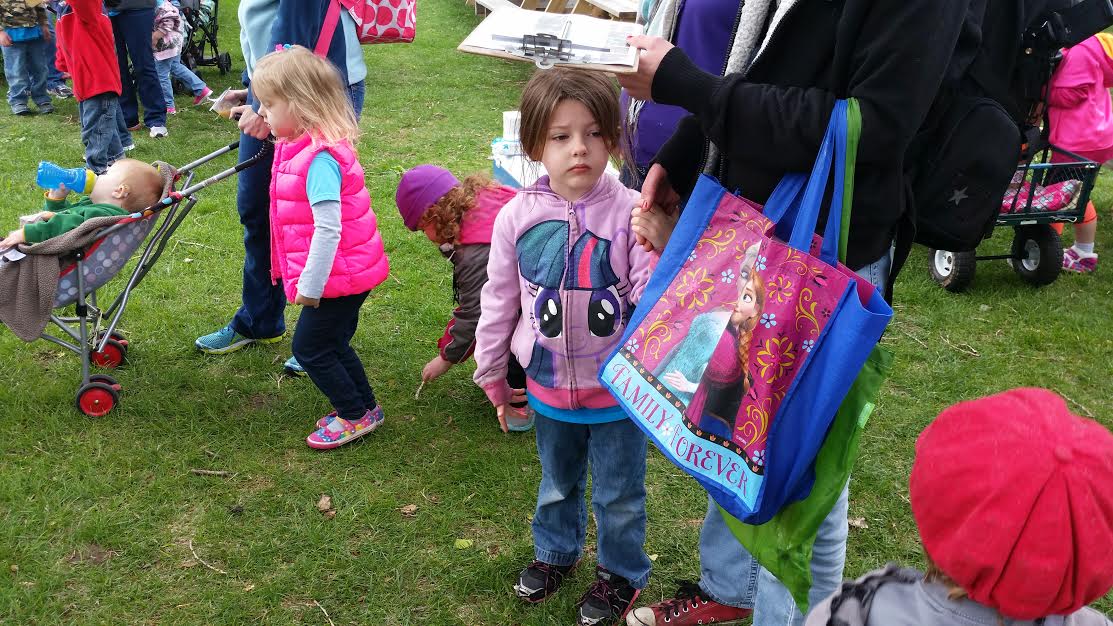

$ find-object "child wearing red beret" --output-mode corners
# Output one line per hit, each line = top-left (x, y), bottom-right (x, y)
(806, 387), (1113, 625)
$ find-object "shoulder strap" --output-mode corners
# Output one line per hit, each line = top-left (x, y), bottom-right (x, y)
(314, 0), (343, 57)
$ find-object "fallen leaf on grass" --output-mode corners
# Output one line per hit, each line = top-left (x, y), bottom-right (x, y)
(323, 510), (337, 520)
(454, 539), (473, 549)
(179, 559), (199, 569)
(66, 544), (117, 566)
(243, 584), (256, 592)
(486, 545), (500, 557)
(648, 554), (659, 562)
(9, 564), (17, 574)
(400, 504), (418, 518)
(317, 495), (333, 513)
(849, 517), (869, 530)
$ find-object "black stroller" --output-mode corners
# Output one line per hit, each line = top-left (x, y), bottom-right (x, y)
(179, 0), (233, 75)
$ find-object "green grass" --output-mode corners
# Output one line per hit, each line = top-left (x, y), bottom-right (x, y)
(1, 1), (1111, 623)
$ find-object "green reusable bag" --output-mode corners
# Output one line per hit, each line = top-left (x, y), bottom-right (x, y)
(719, 344), (893, 613)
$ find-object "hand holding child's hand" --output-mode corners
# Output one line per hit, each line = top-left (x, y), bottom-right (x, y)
(47, 184), (69, 201)
(294, 294), (320, 308)
(632, 202), (679, 253)
(422, 356), (453, 382)
(495, 404), (510, 433)
(0, 31), (13, 48)
(1, 229), (27, 249)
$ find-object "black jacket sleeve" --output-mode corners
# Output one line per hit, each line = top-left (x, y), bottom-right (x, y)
(651, 0), (967, 185)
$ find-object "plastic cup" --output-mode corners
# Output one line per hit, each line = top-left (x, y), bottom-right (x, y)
(209, 88), (235, 119)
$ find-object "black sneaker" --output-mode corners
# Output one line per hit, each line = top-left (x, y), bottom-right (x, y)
(577, 566), (640, 626)
(514, 559), (578, 603)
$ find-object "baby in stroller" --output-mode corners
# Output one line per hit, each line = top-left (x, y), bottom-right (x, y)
(1, 160), (162, 250)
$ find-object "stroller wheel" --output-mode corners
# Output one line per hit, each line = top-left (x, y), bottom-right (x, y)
(97, 330), (128, 347)
(76, 382), (119, 417)
(217, 52), (232, 74)
(88, 374), (120, 390)
(92, 338), (128, 369)
(929, 248), (976, 293)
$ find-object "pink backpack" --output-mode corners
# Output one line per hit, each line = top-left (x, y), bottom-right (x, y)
(316, 0), (416, 50)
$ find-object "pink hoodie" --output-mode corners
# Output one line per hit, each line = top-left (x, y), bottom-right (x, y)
(1049, 33), (1113, 163)
(472, 173), (656, 412)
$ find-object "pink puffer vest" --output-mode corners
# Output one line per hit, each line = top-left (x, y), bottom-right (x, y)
(269, 134), (389, 302)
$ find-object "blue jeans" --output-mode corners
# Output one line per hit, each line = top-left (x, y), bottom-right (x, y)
(228, 84), (366, 340)
(78, 93), (131, 174)
(532, 412), (652, 588)
(45, 12), (64, 89)
(697, 250), (892, 626)
(110, 8), (166, 128)
(1, 38), (50, 110)
(156, 54), (208, 107)
(291, 291), (377, 420)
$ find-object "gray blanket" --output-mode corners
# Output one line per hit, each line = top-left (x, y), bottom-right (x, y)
(0, 215), (130, 342)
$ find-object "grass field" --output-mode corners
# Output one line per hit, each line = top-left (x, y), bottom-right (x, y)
(1, 1), (1110, 623)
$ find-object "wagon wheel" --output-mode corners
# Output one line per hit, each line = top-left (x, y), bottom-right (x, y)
(929, 249), (977, 293)
(1010, 225), (1063, 286)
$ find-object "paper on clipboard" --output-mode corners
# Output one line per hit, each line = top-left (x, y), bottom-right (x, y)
(459, 7), (644, 73)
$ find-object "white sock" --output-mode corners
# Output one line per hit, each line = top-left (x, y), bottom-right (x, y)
(1075, 242), (1096, 255)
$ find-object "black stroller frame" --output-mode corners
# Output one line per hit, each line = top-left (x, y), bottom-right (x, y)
(43, 141), (269, 417)
(179, 0), (233, 75)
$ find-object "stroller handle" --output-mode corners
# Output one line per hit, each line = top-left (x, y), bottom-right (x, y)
(166, 141), (273, 203)
(177, 140), (241, 175)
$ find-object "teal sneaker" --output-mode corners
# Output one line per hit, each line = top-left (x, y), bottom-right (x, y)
(283, 356), (307, 377)
(195, 325), (281, 354)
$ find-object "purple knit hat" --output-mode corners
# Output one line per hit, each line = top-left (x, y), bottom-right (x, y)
(396, 165), (461, 231)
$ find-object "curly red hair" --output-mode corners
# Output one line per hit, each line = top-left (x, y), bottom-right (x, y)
(417, 173), (500, 244)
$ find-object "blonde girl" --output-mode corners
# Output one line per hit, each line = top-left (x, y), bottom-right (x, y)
(251, 45), (389, 450)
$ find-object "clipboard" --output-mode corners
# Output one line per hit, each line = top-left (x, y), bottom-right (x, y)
(458, 7), (644, 74)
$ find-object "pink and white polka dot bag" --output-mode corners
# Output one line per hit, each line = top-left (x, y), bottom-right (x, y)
(319, 0), (416, 48)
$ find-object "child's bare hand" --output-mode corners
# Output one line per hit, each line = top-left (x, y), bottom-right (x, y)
(1, 229), (26, 248)
(632, 203), (679, 252)
(422, 356), (453, 382)
(495, 404), (510, 433)
(294, 294), (320, 308)
(47, 184), (69, 201)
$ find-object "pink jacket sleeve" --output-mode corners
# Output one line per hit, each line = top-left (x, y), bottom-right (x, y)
(627, 226), (659, 306)
(471, 202), (522, 406)
(1048, 84), (1089, 109)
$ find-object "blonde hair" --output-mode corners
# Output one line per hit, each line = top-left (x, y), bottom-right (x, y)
(518, 68), (622, 162)
(114, 159), (163, 211)
(417, 173), (499, 244)
(250, 45), (360, 146)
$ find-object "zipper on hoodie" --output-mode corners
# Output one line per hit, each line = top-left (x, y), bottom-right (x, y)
(564, 200), (579, 410)
(698, 0), (747, 178)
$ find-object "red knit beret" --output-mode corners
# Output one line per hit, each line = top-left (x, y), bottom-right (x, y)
(910, 387), (1113, 619)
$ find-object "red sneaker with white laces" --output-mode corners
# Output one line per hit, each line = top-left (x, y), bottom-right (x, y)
(626, 582), (753, 625)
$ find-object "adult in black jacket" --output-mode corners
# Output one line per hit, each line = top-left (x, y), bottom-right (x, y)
(617, 1), (967, 624)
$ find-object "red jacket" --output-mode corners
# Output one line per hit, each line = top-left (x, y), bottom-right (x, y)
(55, 0), (121, 101)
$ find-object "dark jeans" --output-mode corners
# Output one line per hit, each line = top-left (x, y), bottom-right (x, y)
(110, 8), (166, 128)
(228, 82), (366, 340)
(78, 93), (131, 174)
(291, 291), (377, 420)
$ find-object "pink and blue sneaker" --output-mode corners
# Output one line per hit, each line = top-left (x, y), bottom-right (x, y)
(1063, 246), (1098, 273)
(306, 406), (384, 450)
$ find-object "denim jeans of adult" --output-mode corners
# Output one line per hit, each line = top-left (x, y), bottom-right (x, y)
(532, 412), (652, 588)
(347, 80), (365, 119)
(111, 8), (166, 128)
(696, 249), (892, 626)
(2, 38), (50, 109)
(156, 54), (207, 106)
(228, 86), (366, 340)
(45, 12), (64, 89)
(78, 94), (129, 174)
(291, 290), (377, 420)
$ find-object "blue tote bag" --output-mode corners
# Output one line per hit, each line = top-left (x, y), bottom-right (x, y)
(600, 100), (893, 523)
